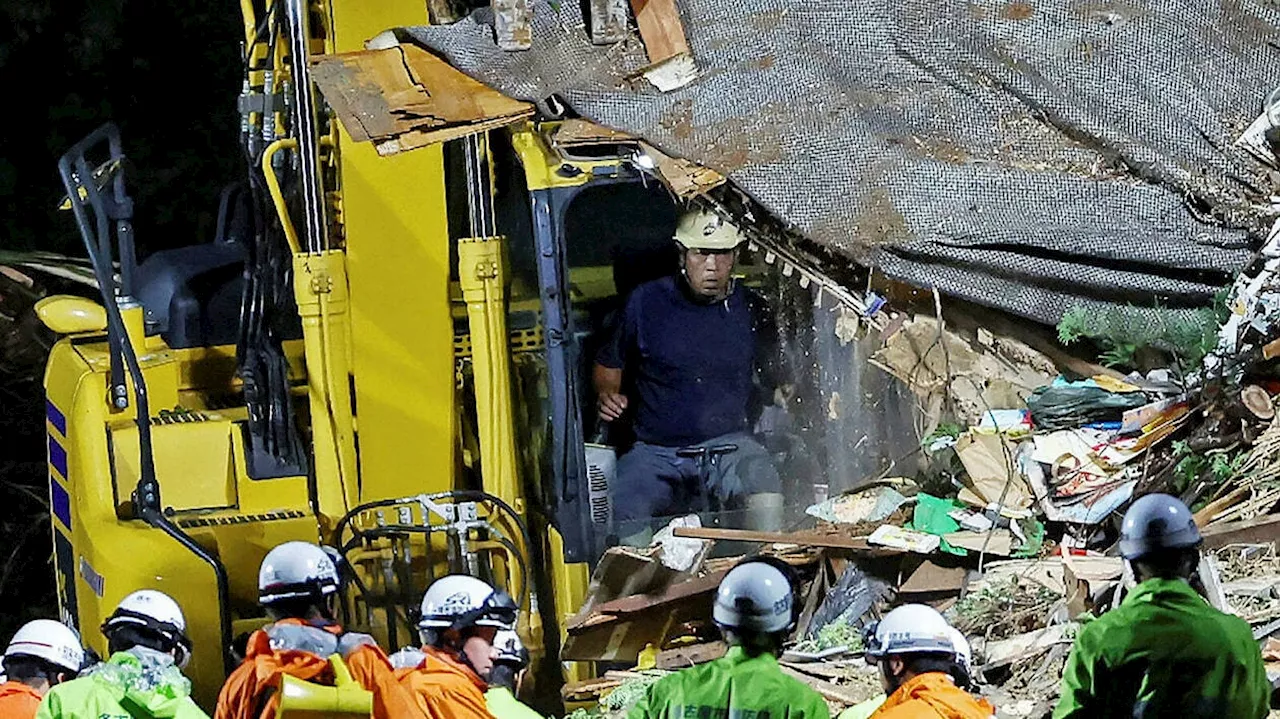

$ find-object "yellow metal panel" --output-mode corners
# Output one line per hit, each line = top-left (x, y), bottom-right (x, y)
(330, 0), (456, 503)
(109, 422), (236, 511)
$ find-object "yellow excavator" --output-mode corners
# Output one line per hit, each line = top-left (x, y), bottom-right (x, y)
(35, 0), (723, 710)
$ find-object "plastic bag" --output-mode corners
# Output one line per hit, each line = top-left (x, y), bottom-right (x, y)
(1026, 384), (1147, 431)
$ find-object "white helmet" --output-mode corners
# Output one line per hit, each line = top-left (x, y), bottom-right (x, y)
(864, 604), (955, 659)
(493, 630), (528, 669)
(258, 541), (340, 605)
(946, 626), (973, 686)
(4, 620), (84, 674)
(101, 590), (191, 668)
(418, 575), (517, 633)
(712, 558), (795, 634)
(674, 209), (746, 251)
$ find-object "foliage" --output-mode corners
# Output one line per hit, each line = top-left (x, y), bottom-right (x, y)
(1171, 440), (1246, 496)
(921, 421), (964, 450)
(793, 616), (865, 654)
(1055, 292), (1229, 373)
(950, 575), (1060, 641)
(601, 671), (667, 712)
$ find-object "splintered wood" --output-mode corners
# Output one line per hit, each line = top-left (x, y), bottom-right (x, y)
(309, 44), (533, 155)
(630, 0), (696, 90)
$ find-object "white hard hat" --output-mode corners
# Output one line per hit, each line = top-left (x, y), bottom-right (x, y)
(4, 620), (84, 673)
(864, 604), (955, 659)
(674, 209), (745, 251)
(418, 575), (517, 632)
(493, 630), (528, 669)
(946, 626), (972, 675)
(712, 558), (795, 634)
(102, 590), (191, 668)
(258, 541), (340, 605)
(1119, 493), (1202, 560)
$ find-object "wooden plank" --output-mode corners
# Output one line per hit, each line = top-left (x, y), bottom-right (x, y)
(778, 665), (866, 706)
(672, 526), (898, 553)
(779, 660), (853, 681)
(1194, 486), (1251, 527)
(1200, 513), (1280, 550)
(593, 570), (727, 616)
(655, 641), (727, 669)
(629, 0), (690, 63)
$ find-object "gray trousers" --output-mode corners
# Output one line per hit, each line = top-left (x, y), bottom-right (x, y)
(612, 432), (781, 531)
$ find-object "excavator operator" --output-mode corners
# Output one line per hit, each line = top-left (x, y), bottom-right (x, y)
(215, 541), (420, 719)
(0, 620), (84, 718)
(595, 208), (787, 547)
(396, 574), (518, 719)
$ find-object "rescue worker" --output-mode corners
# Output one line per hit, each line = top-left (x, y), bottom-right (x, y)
(595, 208), (786, 546)
(36, 589), (208, 719)
(863, 604), (995, 719)
(215, 541), (420, 719)
(628, 557), (829, 719)
(484, 630), (542, 719)
(1054, 493), (1271, 718)
(840, 624), (978, 719)
(397, 574), (518, 719)
(0, 620), (84, 717)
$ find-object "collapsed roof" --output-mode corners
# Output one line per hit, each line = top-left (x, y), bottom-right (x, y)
(400, 0), (1280, 325)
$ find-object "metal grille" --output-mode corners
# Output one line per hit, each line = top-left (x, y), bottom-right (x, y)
(406, 0), (1280, 324)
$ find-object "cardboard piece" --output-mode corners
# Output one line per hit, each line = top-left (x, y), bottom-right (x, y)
(899, 560), (967, 594)
(942, 530), (1014, 556)
(309, 44), (534, 155)
(955, 433), (1033, 510)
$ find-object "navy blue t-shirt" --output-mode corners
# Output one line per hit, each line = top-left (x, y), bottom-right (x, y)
(597, 275), (776, 447)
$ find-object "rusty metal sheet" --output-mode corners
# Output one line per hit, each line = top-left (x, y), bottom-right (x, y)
(309, 44), (534, 154)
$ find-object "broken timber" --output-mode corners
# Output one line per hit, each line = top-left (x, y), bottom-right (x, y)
(309, 43), (533, 155)
(671, 526), (903, 554)
(1201, 514), (1280, 550)
(629, 0), (696, 90)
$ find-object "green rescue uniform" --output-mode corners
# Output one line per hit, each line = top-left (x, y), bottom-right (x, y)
(485, 686), (544, 719)
(1054, 577), (1270, 719)
(35, 649), (209, 719)
(628, 646), (830, 719)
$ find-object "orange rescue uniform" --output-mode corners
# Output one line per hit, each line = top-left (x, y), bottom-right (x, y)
(0, 680), (43, 718)
(214, 619), (420, 719)
(395, 646), (494, 719)
(869, 672), (995, 719)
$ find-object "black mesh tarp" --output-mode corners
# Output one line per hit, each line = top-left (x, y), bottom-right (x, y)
(404, 0), (1280, 323)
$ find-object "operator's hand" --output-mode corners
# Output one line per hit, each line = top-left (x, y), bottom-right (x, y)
(598, 392), (629, 421)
